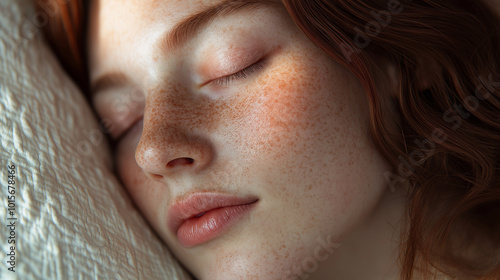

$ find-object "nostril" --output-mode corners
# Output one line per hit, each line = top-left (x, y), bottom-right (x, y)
(150, 173), (163, 180)
(166, 157), (195, 168)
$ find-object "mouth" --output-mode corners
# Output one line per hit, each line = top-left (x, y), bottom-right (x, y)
(167, 192), (259, 248)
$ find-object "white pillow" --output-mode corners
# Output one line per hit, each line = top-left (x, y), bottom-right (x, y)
(0, 1), (192, 279)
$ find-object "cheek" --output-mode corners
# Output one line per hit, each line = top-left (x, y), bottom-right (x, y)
(223, 54), (328, 161)
(115, 134), (167, 225)
(228, 49), (372, 188)
(225, 48), (387, 234)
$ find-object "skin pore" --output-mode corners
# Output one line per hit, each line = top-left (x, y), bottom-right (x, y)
(87, 0), (407, 279)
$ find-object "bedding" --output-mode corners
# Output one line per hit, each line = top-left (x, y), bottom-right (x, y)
(0, 1), (192, 279)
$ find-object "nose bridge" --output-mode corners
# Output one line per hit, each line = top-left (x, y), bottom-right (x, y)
(144, 82), (193, 124)
(142, 79), (222, 134)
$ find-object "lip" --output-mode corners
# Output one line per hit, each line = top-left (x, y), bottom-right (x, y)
(167, 192), (258, 248)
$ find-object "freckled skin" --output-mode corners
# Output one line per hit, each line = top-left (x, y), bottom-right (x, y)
(88, 1), (400, 279)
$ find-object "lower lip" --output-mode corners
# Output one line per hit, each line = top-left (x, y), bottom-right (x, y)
(177, 202), (257, 248)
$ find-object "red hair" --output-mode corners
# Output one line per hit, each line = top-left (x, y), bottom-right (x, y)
(37, 0), (500, 278)
(35, 0), (88, 93)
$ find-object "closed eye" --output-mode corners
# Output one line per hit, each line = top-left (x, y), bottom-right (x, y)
(113, 117), (143, 145)
(208, 59), (266, 87)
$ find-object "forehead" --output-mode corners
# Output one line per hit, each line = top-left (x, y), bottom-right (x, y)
(87, 0), (224, 82)
(89, 0), (223, 35)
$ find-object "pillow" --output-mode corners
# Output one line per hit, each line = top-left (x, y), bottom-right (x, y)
(0, 1), (192, 279)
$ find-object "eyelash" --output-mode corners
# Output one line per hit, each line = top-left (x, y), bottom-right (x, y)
(209, 59), (266, 87)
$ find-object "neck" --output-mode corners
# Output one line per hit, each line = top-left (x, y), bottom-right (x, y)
(309, 186), (407, 280)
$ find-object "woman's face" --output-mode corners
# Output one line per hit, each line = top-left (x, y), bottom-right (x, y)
(88, 0), (393, 279)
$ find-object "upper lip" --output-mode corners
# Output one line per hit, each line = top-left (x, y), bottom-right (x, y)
(167, 192), (259, 235)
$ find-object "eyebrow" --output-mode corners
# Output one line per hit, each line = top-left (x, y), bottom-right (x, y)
(91, 0), (278, 95)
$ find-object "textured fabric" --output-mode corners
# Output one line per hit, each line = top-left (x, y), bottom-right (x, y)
(0, 1), (192, 279)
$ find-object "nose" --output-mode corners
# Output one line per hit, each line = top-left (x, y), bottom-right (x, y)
(135, 96), (214, 180)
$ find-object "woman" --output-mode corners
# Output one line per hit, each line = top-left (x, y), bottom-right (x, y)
(37, 0), (500, 279)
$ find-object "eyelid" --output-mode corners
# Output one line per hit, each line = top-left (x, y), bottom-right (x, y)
(198, 46), (264, 82)
(206, 58), (266, 88)
(113, 117), (143, 143)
